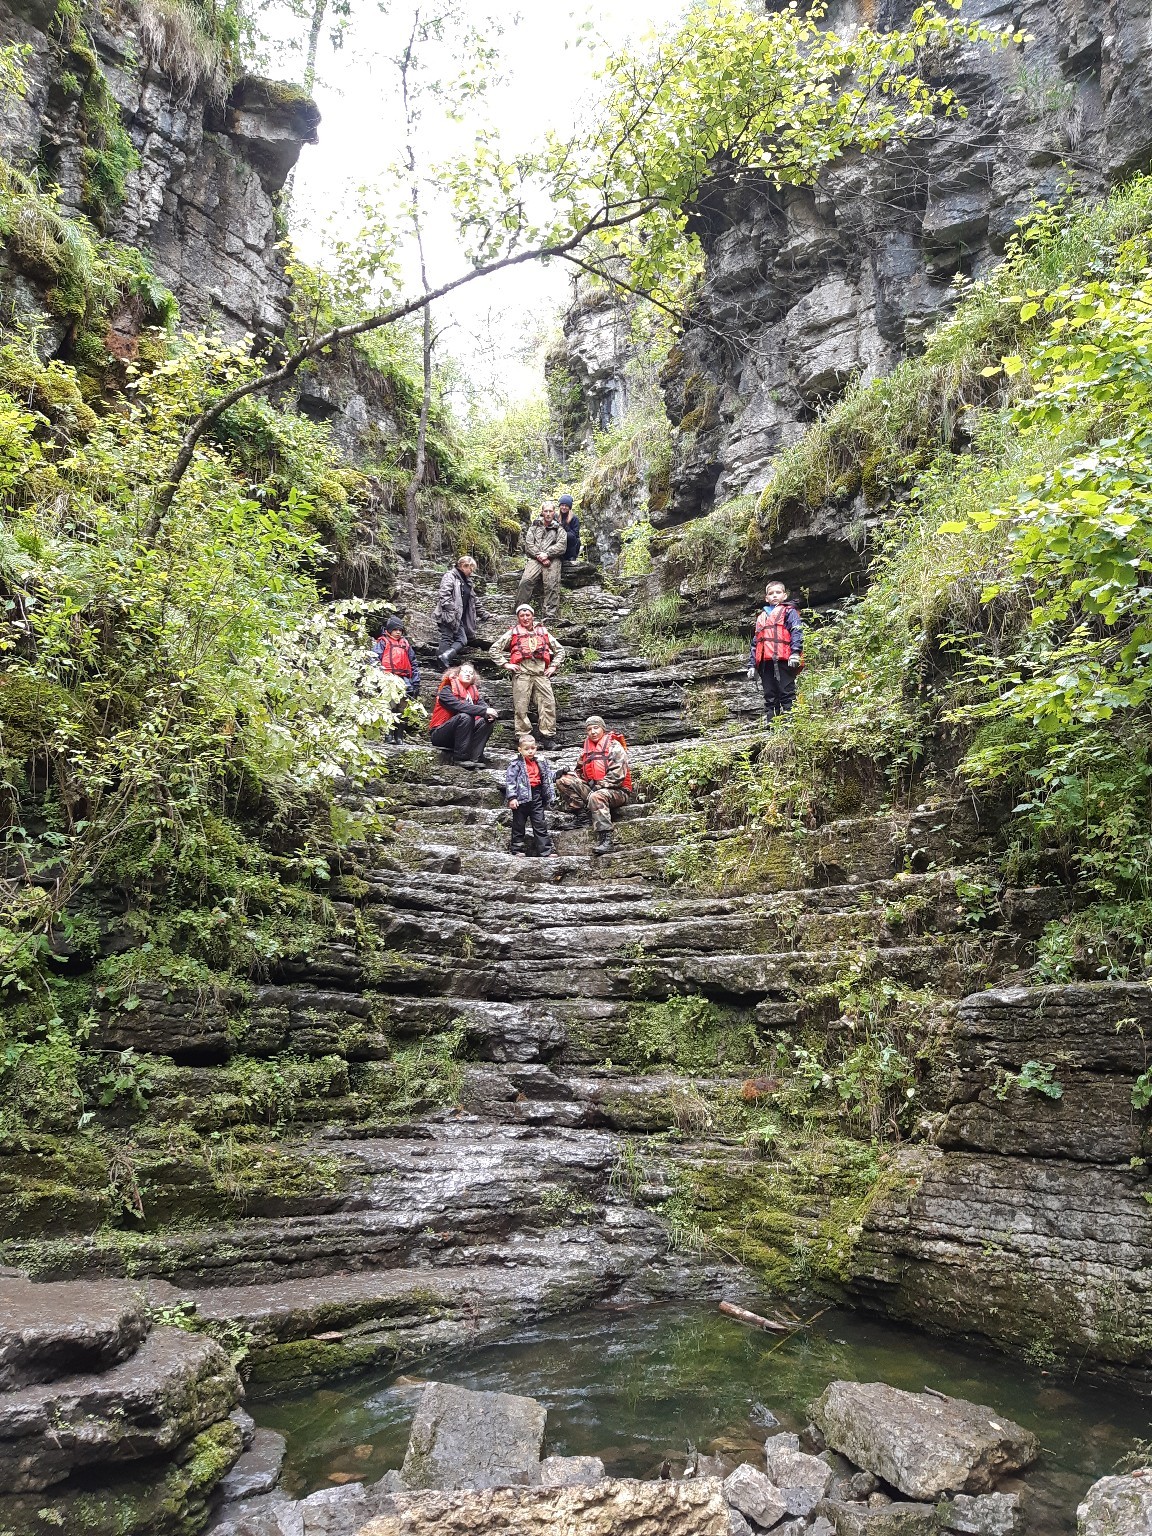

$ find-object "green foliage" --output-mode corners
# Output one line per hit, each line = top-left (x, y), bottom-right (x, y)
(0, 158), (176, 351)
(136, 0), (243, 101)
(994, 1059), (1064, 1101)
(622, 995), (760, 1073)
(53, 0), (142, 226)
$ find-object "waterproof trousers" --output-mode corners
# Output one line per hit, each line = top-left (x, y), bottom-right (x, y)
(510, 787), (553, 854)
(556, 774), (628, 832)
(437, 622), (469, 664)
(758, 660), (798, 720)
(514, 558), (563, 622)
(511, 669), (557, 738)
(429, 713), (494, 762)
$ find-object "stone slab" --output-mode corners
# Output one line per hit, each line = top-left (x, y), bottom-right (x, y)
(0, 1275), (149, 1390)
(400, 1382), (546, 1491)
(810, 1382), (1037, 1500)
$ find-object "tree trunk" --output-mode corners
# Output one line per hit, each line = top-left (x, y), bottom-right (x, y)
(405, 301), (432, 570)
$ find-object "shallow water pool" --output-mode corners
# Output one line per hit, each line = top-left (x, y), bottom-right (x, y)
(253, 1303), (1151, 1533)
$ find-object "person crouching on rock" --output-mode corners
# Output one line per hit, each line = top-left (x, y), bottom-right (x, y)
(427, 662), (497, 769)
(748, 580), (804, 723)
(372, 615), (421, 743)
(505, 733), (556, 858)
(489, 603), (565, 749)
(556, 715), (633, 856)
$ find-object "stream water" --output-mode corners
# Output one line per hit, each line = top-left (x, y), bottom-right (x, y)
(254, 1303), (1151, 1533)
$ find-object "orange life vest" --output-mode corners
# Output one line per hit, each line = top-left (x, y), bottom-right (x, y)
(509, 623), (552, 667)
(753, 605), (796, 664)
(377, 636), (414, 677)
(429, 673), (480, 732)
(580, 731), (633, 793)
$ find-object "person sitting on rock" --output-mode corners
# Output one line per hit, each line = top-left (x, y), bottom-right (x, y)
(434, 553), (491, 669)
(556, 714), (633, 856)
(427, 661), (497, 769)
(748, 580), (804, 722)
(372, 615), (421, 744)
(558, 494), (581, 564)
(514, 501), (569, 623)
(505, 733), (556, 858)
(490, 603), (565, 748)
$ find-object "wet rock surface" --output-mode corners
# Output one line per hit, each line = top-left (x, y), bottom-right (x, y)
(810, 1383), (1038, 1502)
(0, 1274), (149, 1389)
(400, 1381), (546, 1491)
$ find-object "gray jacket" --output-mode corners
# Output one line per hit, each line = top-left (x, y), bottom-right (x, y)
(434, 566), (490, 639)
(524, 519), (568, 563)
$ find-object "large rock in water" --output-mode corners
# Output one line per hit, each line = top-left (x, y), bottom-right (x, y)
(359, 1476), (732, 1535)
(810, 1383), (1038, 1500)
(1077, 1471), (1152, 1535)
(400, 1382), (547, 1491)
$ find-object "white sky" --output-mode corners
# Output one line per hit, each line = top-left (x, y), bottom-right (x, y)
(281, 1), (688, 409)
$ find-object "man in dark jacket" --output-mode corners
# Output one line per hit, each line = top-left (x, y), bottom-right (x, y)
(747, 580), (804, 722)
(558, 494), (581, 562)
(504, 733), (556, 857)
(427, 662), (497, 769)
(434, 554), (491, 668)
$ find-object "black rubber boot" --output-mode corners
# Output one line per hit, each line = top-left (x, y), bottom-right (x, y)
(592, 830), (612, 856)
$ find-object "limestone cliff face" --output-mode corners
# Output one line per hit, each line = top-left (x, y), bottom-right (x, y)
(555, 0), (1152, 601)
(0, 0), (318, 339)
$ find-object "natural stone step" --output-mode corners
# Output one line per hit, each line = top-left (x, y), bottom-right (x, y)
(0, 1275), (150, 1390)
(0, 1326), (239, 1493)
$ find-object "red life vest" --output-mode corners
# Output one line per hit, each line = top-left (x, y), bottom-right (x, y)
(509, 623), (552, 667)
(378, 636), (413, 678)
(579, 731), (633, 793)
(429, 673), (480, 732)
(753, 604), (796, 664)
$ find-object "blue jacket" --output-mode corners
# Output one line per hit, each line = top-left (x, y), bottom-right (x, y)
(748, 604), (803, 669)
(561, 512), (581, 561)
(505, 755), (556, 806)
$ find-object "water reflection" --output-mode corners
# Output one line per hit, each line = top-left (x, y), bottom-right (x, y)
(254, 1304), (1151, 1533)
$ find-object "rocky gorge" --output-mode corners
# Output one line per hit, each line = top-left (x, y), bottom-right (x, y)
(3, 0), (1152, 1531)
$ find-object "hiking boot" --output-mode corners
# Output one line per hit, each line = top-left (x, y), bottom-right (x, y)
(511, 846), (527, 857)
(453, 758), (478, 770)
(471, 754), (490, 767)
(592, 831), (612, 856)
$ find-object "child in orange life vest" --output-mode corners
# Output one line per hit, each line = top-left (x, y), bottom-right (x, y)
(555, 714), (632, 857)
(747, 581), (803, 722)
(504, 733), (556, 857)
(372, 616), (421, 743)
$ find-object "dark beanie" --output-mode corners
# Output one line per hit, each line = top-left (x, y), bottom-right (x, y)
(383, 616), (404, 633)
(558, 494), (574, 508)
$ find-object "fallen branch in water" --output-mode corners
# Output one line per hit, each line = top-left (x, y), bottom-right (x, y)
(718, 1301), (793, 1334)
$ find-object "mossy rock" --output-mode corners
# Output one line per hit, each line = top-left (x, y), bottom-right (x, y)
(0, 1418), (244, 1536)
(0, 1132), (111, 1236)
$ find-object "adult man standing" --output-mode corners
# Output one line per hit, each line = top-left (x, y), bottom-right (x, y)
(747, 580), (804, 722)
(434, 553), (490, 669)
(514, 501), (568, 622)
(490, 603), (565, 748)
(558, 494), (581, 563)
(556, 715), (633, 856)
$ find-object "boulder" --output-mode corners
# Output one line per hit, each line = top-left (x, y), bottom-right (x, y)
(810, 1383), (1038, 1500)
(938, 1491), (1020, 1535)
(764, 1436), (833, 1515)
(1077, 1471), (1152, 1535)
(359, 1477), (733, 1535)
(400, 1382), (546, 1491)
(723, 1462), (788, 1527)
(538, 1455), (606, 1487)
(0, 1326), (239, 1493)
(217, 1427), (288, 1500)
(0, 1275), (149, 1389)
(819, 1501), (942, 1536)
